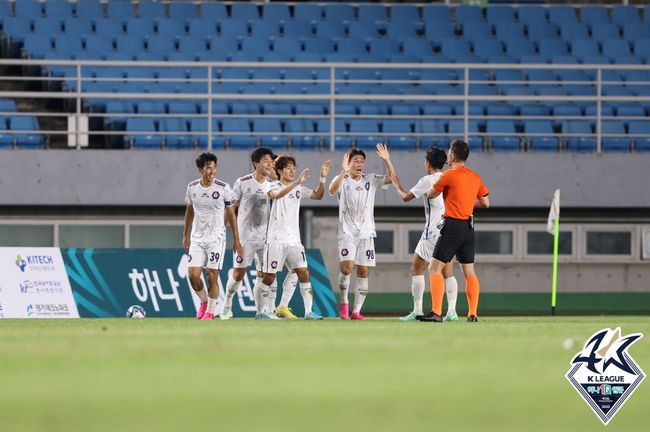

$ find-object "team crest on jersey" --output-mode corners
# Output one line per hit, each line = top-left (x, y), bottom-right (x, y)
(364, 182), (370, 191)
(271, 261), (278, 269)
(341, 248), (349, 257)
(236, 255), (243, 264)
(212, 191), (220, 199)
(566, 327), (645, 425)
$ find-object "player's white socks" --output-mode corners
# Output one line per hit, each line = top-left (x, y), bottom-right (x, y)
(267, 279), (278, 314)
(279, 272), (299, 308)
(195, 287), (209, 303)
(411, 275), (425, 316)
(338, 273), (350, 304)
(353, 277), (368, 314)
(299, 282), (313, 314)
(445, 276), (459, 317)
(224, 277), (241, 310)
(207, 297), (218, 315)
(256, 282), (271, 314)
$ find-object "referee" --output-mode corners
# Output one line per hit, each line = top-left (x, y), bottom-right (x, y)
(420, 140), (490, 322)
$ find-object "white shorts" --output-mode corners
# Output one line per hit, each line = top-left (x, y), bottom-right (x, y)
(188, 240), (226, 270)
(414, 231), (440, 263)
(338, 238), (376, 267)
(233, 240), (265, 271)
(263, 243), (307, 274)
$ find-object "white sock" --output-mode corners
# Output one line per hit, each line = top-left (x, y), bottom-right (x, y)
(445, 276), (458, 317)
(353, 277), (368, 314)
(411, 275), (425, 316)
(224, 277), (241, 310)
(256, 282), (271, 314)
(268, 279), (278, 313)
(338, 273), (350, 304)
(299, 282), (313, 315)
(195, 288), (208, 302)
(279, 272), (299, 308)
(207, 297), (218, 314)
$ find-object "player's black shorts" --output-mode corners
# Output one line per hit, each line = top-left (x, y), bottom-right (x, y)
(432, 217), (475, 264)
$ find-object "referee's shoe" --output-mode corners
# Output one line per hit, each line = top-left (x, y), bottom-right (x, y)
(417, 311), (443, 322)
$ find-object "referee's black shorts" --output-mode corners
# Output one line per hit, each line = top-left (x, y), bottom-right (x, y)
(433, 217), (475, 264)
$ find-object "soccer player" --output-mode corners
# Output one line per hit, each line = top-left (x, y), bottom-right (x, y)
(423, 140), (490, 322)
(328, 144), (395, 320)
(221, 147), (277, 320)
(387, 146), (459, 321)
(258, 155), (332, 320)
(183, 152), (243, 321)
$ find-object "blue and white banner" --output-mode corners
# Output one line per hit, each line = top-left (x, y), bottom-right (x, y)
(0, 247), (79, 318)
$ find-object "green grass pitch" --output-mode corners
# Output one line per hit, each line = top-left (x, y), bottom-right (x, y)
(1, 317), (649, 432)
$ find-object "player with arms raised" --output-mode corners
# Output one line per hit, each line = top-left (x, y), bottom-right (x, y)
(329, 144), (395, 320)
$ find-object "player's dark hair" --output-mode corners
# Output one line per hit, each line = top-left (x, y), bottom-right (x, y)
(348, 148), (366, 162)
(195, 152), (217, 169)
(450, 139), (470, 162)
(426, 146), (447, 170)
(274, 155), (296, 178)
(250, 147), (274, 167)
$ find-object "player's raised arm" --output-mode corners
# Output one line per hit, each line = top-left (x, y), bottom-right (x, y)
(311, 160), (332, 200)
(376, 143), (396, 184)
(182, 204), (194, 250)
(388, 172), (416, 202)
(268, 168), (309, 199)
(329, 150), (350, 195)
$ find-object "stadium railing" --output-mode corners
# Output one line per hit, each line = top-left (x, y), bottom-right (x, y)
(0, 58), (649, 153)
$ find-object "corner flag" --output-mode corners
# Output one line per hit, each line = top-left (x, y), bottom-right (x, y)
(547, 189), (560, 315)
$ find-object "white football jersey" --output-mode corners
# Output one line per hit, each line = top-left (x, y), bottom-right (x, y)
(185, 178), (234, 243)
(330, 173), (387, 240)
(265, 182), (313, 245)
(409, 172), (445, 240)
(232, 173), (270, 242)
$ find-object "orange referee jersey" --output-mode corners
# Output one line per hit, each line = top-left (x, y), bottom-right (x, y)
(433, 165), (489, 220)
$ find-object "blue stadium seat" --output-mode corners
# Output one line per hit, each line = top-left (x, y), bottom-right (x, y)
(563, 121), (595, 152)
(106, 1), (135, 19)
(0, 117), (13, 148)
(200, 3), (227, 20)
(487, 120), (519, 151)
(254, 118), (288, 149)
(623, 23), (650, 41)
(422, 5), (451, 23)
(548, 6), (578, 25)
(519, 104), (551, 117)
(525, 120), (558, 152)
(2, 18), (32, 44)
(85, 34), (114, 55)
(10, 116), (44, 148)
(23, 34), (54, 59)
(163, 118), (192, 148)
(157, 19), (188, 37)
(473, 39), (504, 61)
(323, 4), (354, 22)
(505, 39), (535, 58)
(612, 6), (641, 26)
(487, 6), (516, 23)
(286, 118), (317, 148)
(382, 119), (416, 149)
(222, 119), (255, 148)
(603, 39), (632, 62)
(455, 5), (484, 24)
(282, 20), (313, 39)
(591, 23), (620, 43)
(441, 38), (472, 60)
(187, 19), (218, 37)
(417, 120), (446, 148)
(601, 121), (629, 152)
(168, 101), (197, 115)
(349, 119), (380, 149)
(45, 0), (74, 19)
(629, 121), (650, 151)
(219, 20), (249, 38)
(538, 39), (569, 57)
(295, 102), (326, 115)
(14, 0), (43, 18)
(169, 2), (198, 20)
(125, 18), (156, 36)
(231, 2), (259, 21)
(424, 21), (455, 42)
(615, 104), (645, 118)
(580, 6), (609, 26)
(517, 6), (547, 26)
(137, 101), (165, 114)
(0, 99), (18, 113)
(63, 18), (94, 35)
(495, 22), (525, 42)
(250, 20), (280, 39)
(526, 23), (559, 42)
(486, 103), (517, 117)
(462, 21), (492, 41)
(314, 21), (346, 40)
(447, 119), (483, 150)
(293, 4), (322, 22)
(138, 1), (165, 19)
(262, 3), (289, 21)
(391, 5), (419, 23)
(571, 39), (600, 61)
(560, 22), (589, 40)
(347, 21), (379, 40)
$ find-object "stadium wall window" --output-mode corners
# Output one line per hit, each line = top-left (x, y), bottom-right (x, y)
(59, 225), (125, 248)
(475, 230), (514, 256)
(527, 231), (573, 255)
(375, 224), (398, 260)
(585, 230), (632, 256)
(0, 224), (54, 247)
(129, 225), (183, 248)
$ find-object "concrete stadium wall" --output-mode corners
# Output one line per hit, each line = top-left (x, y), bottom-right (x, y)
(2, 150), (650, 208)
